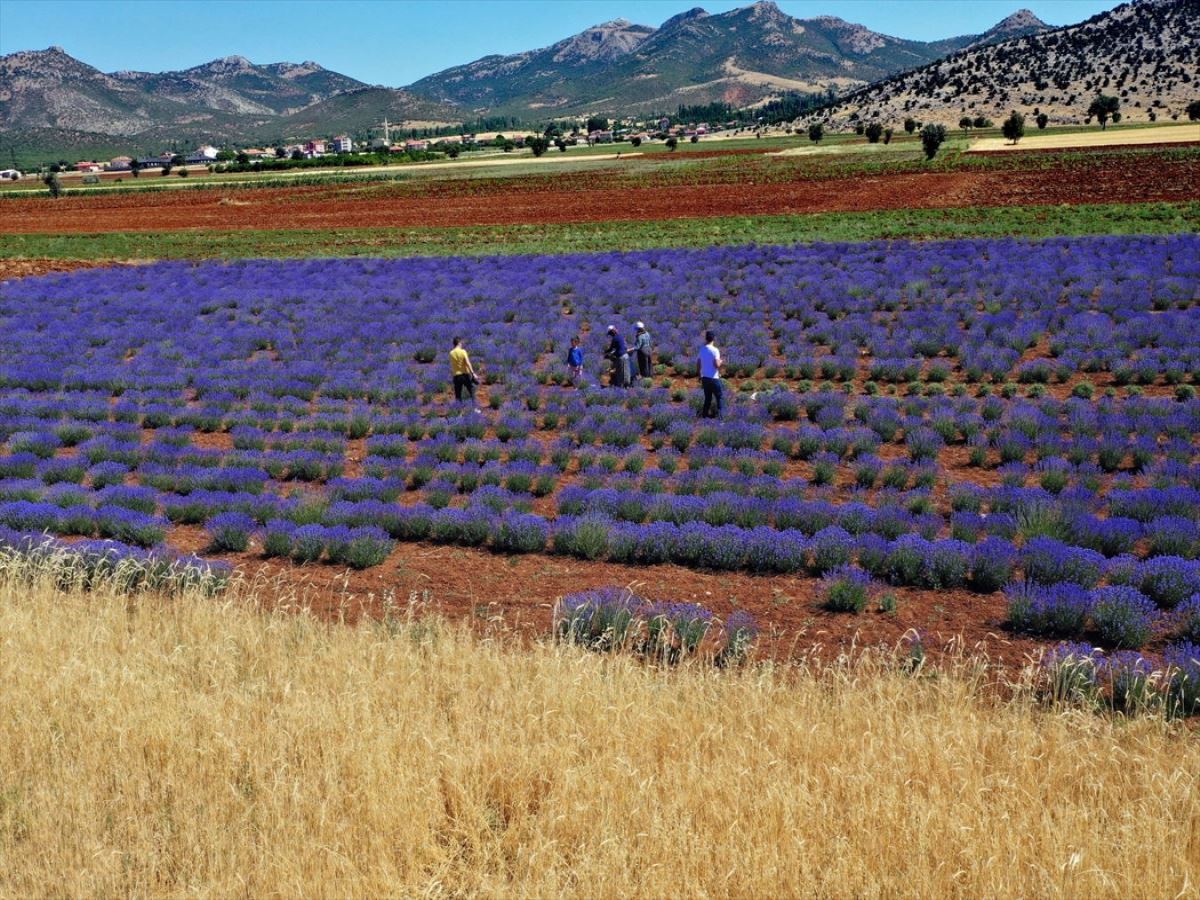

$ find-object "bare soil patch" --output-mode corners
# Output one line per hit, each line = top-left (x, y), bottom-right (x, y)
(0, 258), (124, 281)
(2, 155), (1194, 235)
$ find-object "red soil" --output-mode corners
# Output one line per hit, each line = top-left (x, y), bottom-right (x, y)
(0, 258), (123, 281)
(167, 522), (1044, 669)
(2, 154), (1194, 235)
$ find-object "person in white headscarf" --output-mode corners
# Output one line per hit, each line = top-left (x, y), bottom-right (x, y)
(633, 321), (653, 380)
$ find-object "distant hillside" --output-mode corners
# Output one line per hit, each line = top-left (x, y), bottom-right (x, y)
(812, 0), (1199, 127)
(406, 1), (1050, 117)
(111, 56), (369, 117)
(0, 47), (455, 165)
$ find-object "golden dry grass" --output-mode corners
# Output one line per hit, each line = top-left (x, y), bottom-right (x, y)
(968, 123), (1200, 153)
(1, 572), (1198, 898)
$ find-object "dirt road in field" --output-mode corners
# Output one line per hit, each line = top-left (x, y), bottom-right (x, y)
(3, 155), (1195, 234)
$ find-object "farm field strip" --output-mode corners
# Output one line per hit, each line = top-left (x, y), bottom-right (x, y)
(1, 235), (1199, 664)
(968, 123), (1200, 152)
(4, 146), (1196, 234)
(2, 201), (1195, 266)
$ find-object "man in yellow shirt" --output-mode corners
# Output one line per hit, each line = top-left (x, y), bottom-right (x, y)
(449, 336), (479, 407)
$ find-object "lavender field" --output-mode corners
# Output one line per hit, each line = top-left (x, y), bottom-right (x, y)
(2, 234), (1199, 672)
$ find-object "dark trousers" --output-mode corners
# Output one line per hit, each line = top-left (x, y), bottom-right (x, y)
(701, 377), (723, 417)
(453, 373), (475, 402)
(636, 350), (652, 378)
(609, 355), (629, 388)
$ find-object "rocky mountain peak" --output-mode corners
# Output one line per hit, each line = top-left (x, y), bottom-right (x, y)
(550, 18), (655, 64)
(995, 9), (1049, 30)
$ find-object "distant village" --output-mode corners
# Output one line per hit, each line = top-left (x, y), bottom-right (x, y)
(7, 116), (756, 179)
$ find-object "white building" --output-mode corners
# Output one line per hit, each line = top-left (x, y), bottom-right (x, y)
(332, 135), (353, 153)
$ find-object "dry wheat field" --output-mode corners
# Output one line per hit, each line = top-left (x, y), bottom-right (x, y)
(0, 561), (1197, 897)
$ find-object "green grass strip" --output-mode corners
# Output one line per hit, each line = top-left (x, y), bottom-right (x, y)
(3, 201), (1196, 261)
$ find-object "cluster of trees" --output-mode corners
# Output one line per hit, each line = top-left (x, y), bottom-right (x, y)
(673, 89), (835, 128)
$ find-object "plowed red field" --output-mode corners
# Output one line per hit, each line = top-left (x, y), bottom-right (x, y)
(4, 151), (1195, 234)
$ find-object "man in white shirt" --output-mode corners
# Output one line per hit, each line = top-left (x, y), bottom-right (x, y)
(697, 329), (722, 418)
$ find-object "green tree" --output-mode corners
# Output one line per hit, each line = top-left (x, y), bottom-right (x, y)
(1087, 94), (1120, 129)
(807, 121), (824, 143)
(883, 127), (893, 145)
(958, 116), (972, 133)
(43, 172), (62, 198)
(1188, 100), (1200, 121)
(527, 136), (550, 157)
(1036, 113), (1049, 130)
(972, 115), (991, 128)
(920, 123), (947, 160)
(865, 122), (884, 143)
(629, 135), (642, 147)
(585, 116), (609, 133)
(235, 151), (250, 165)
(1001, 111), (1025, 144)
(903, 117), (918, 134)
(130, 158), (141, 178)
(554, 138), (568, 152)
(665, 136), (678, 151)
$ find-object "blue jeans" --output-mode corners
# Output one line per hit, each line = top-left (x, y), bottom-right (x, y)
(701, 377), (722, 417)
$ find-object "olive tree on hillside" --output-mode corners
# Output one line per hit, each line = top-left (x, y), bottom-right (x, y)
(958, 116), (972, 134)
(1188, 100), (1200, 121)
(807, 122), (824, 143)
(865, 122), (884, 143)
(1036, 113), (1049, 130)
(904, 117), (919, 134)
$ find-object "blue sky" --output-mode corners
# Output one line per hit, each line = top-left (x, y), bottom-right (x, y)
(1, 0), (1117, 85)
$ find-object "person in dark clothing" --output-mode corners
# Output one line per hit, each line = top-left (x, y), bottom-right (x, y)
(633, 321), (652, 379)
(697, 329), (723, 418)
(604, 325), (630, 388)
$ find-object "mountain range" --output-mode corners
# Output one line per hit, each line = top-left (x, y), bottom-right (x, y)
(403, 3), (1051, 116)
(0, 0), (1188, 166)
